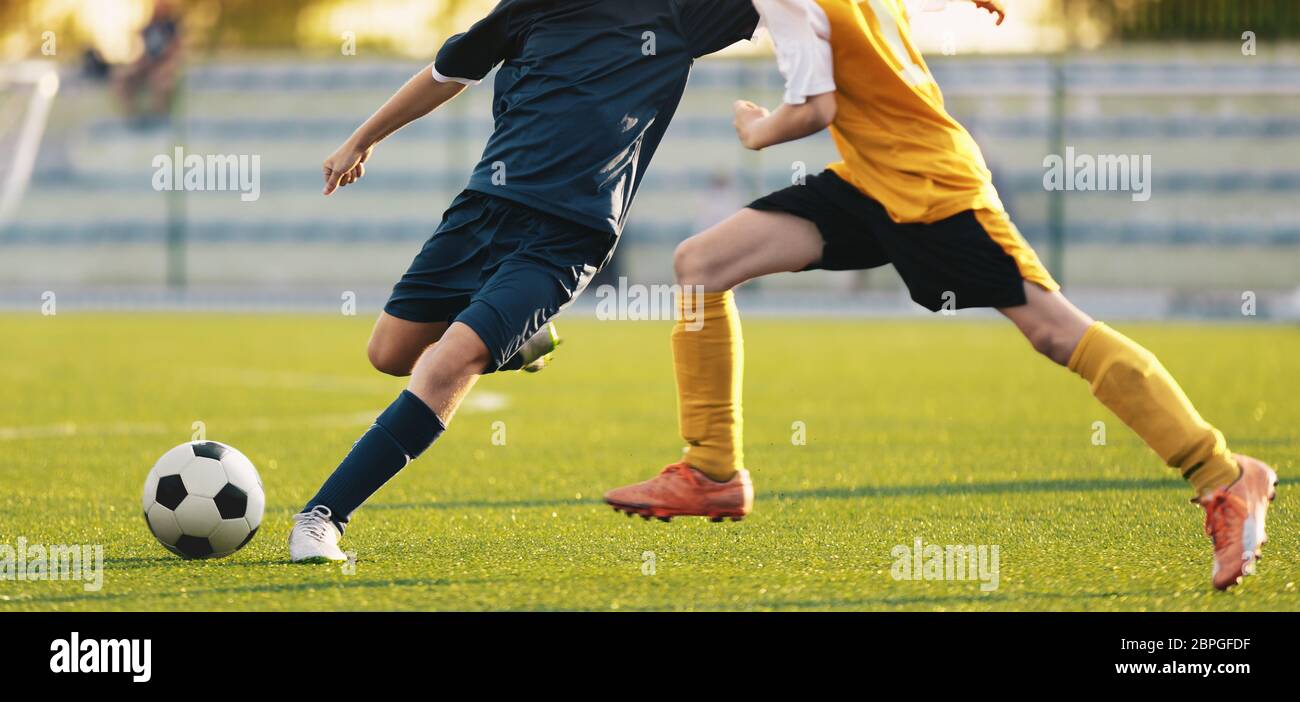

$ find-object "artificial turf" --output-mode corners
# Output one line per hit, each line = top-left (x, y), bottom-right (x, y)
(0, 313), (1295, 610)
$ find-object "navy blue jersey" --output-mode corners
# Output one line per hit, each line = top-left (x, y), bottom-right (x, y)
(434, 0), (758, 235)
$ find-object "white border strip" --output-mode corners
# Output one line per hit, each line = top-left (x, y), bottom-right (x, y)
(431, 65), (480, 86)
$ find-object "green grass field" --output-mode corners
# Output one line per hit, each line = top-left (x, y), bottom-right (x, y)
(0, 313), (1295, 611)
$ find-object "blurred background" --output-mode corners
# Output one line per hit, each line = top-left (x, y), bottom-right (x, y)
(1, 0), (1297, 318)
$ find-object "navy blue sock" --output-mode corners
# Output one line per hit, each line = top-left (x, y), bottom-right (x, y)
(304, 390), (445, 530)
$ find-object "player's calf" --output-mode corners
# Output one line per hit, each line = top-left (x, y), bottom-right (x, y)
(999, 282), (1093, 366)
(292, 323), (486, 560)
(611, 209), (823, 525)
(1003, 284), (1273, 590)
(407, 321), (490, 420)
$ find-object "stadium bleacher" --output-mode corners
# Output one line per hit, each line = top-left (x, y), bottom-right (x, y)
(4, 55), (1298, 314)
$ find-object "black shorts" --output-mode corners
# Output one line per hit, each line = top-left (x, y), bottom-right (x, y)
(748, 170), (1057, 311)
(385, 190), (616, 372)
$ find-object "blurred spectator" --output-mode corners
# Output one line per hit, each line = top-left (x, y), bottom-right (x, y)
(81, 48), (111, 82)
(112, 1), (183, 122)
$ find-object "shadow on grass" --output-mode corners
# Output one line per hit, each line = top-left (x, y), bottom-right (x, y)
(4, 575), (480, 607)
(278, 476), (1188, 515)
(101, 556), (301, 572)
(768, 477), (1184, 502)
(736, 589), (1137, 610)
(453, 589), (1151, 612)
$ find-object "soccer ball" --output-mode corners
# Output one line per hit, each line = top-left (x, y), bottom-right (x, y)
(142, 441), (264, 559)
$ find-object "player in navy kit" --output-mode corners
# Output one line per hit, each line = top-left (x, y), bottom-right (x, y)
(289, 0), (759, 561)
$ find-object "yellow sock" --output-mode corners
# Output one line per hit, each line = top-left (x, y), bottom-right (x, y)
(1068, 322), (1240, 494)
(673, 289), (743, 481)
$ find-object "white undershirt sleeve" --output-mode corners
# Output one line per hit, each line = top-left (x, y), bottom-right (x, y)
(754, 0), (836, 105)
(431, 64), (481, 86)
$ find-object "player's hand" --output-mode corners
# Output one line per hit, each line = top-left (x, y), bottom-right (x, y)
(733, 99), (771, 150)
(972, 0), (1006, 25)
(322, 141), (373, 195)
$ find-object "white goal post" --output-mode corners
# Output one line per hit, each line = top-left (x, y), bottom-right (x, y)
(0, 60), (60, 230)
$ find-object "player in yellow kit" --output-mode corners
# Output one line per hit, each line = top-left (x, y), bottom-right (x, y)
(602, 0), (1277, 590)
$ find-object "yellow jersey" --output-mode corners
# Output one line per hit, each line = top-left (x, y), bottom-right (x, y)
(759, 0), (1004, 224)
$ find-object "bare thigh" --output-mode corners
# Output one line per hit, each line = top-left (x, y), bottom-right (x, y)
(367, 312), (450, 377)
(675, 208), (825, 291)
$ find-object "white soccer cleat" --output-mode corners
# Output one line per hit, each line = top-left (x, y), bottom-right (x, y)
(288, 505), (348, 563)
(518, 322), (562, 373)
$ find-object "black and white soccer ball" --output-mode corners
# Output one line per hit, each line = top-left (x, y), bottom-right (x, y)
(142, 441), (264, 559)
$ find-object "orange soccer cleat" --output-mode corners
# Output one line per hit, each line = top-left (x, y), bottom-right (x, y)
(604, 462), (753, 522)
(1197, 454), (1278, 591)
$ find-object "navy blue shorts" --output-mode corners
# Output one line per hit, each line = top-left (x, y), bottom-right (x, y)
(385, 190), (616, 373)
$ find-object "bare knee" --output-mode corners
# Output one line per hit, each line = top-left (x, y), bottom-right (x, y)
(673, 237), (706, 286)
(367, 316), (449, 377)
(673, 236), (729, 290)
(367, 335), (416, 377)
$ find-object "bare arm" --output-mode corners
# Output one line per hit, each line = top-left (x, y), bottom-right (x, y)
(322, 63), (466, 195)
(732, 92), (837, 151)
